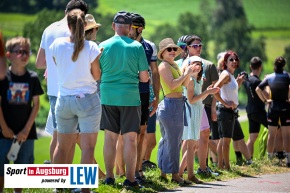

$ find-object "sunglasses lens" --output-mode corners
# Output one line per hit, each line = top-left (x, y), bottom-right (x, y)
(180, 45), (186, 50)
(167, 48), (172, 52)
(173, 47), (178, 51)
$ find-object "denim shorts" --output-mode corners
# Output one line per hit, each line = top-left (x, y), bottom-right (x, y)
(48, 95), (57, 129)
(0, 139), (34, 176)
(56, 92), (101, 134)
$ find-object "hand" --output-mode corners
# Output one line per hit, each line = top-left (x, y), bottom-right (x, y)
(2, 127), (15, 139)
(149, 98), (158, 117)
(17, 129), (29, 142)
(207, 87), (220, 95)
(236, 73), (245, 84)
(211, 110), (217, 121)
(224, 101), (235, 109)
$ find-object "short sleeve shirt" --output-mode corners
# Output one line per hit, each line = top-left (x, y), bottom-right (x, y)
(99, 36), (149, 106)
(0, 70), (44, 139)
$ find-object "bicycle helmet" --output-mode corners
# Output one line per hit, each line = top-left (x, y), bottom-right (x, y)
(131, 12), (146, 28)
(177, 35), (191, 46)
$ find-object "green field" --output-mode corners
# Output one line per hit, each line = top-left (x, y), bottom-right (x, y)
(34, 119), (266, 172)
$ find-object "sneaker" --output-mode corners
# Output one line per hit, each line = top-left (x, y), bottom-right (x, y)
(246, 159), (253, 165)
(123, 179), (142, 189)
(142, 160), (157, 171)
(135, 176), (147, 185)
(196, 168), (211, 177)
(103, 177), (115, 185)
(43, 160), (51, 164)
(206, 166), (219, 176)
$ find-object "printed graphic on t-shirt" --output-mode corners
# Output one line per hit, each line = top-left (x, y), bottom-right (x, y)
(7, 82), (29, 104)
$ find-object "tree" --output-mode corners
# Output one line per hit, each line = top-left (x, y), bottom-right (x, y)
(211, 0), (267, 71)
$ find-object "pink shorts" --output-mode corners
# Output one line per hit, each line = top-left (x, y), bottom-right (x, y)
(200, 108), (210, 131)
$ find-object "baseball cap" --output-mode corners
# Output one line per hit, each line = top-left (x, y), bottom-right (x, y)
(113, 11), (132, 24)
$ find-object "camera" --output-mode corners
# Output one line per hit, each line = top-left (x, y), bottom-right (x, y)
(239, 71), (249, 81)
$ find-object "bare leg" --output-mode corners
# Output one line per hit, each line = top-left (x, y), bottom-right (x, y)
(116, 135), (125, 176)
(136, 125), (147, 176)
(53, 133), (78, 164)
(234, 139), (251, 160)
(123, 132), (138, 182)
(103, 130), (119, 179)
(50, 131), (57, 162)
(217, 138), (223, 169)
(222, 137), (231, 170)
(267, 126), (278, 157)
(246, 133), (259, 157)
(143, 133), (157, 161)
(198, 129), (210, 170)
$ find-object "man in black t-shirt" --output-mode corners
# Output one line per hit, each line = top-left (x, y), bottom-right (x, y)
(243, 57), (267, 158)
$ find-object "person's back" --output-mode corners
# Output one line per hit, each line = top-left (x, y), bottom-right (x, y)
(100, 35), (148, 106)
(40, 20), (70, 96)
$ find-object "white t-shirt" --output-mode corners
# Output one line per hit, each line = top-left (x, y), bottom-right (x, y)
(49, 38), (100, 96)
(220, 70), (239, 105)
(40, 19), (70, 96)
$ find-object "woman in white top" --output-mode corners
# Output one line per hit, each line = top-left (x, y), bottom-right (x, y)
(50, 9), (101, 193)
(213, 51), (247, 170)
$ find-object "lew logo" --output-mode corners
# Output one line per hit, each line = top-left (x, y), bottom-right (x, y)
(70, 167), (98, 185)
(4, 164), (99, 188)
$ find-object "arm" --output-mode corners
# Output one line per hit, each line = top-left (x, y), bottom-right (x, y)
(213, 72), (234, 108)
(0, 96), (14, 139)
(139, 70), (149, 82)
(17, 95), (40, 142)
(187, 80), (219, 104)
(255, 87), (268, 103)
(149, 61), (160, 117)
(35, 48), (47, 69)
(91, 54), (101, 81)
(236, 73), (245, 88)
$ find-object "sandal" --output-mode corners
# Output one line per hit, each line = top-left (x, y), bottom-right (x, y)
(188, 176), (203, 184)
(171, 179), (192, 186)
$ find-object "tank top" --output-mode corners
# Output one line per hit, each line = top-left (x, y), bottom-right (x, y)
(220, 70), (239, 105)
(160, 63), (183, 95)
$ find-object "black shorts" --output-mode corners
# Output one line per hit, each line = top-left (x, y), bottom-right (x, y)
(100, 105), (141, 134)
(247, 112), (268, 133)
(205, 105), (219, 140)
(232, 118), (245, 141)
(267, 110), (290, 126)
(217, 107), (235, 138)
(140, 92), (150, 125)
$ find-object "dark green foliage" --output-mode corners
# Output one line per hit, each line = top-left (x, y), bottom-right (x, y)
(0, 0), (98, 14)
(211, 0), (267, 72)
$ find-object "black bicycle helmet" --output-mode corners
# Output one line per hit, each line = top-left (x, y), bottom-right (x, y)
(131, 12), (146, 28)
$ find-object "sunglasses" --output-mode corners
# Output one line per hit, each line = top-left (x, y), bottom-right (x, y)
(11, 49), (31, 56)
(229, 58), (238, 62)
(166, 47), (178, 52)
(131, 25), (140, 29)
(179, 45), (187, 50)
(188, 44), (202, 49)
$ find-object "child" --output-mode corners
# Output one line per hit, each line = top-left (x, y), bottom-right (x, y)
(179, 56), (219, 183)
(0, 37), (44, 193)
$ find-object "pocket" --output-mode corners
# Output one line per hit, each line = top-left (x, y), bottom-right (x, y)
(76, 95), (99, 112)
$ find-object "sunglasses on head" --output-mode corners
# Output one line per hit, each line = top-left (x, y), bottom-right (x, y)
(166, 47), (178, 52)
(11, 49), (31, 56)
(188, 44), (202, 49)
(229, 58), (238, 62)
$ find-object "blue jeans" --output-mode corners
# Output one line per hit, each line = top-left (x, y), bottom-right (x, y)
(56, 92), (101, 134)
(0, 139), (34, 176)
